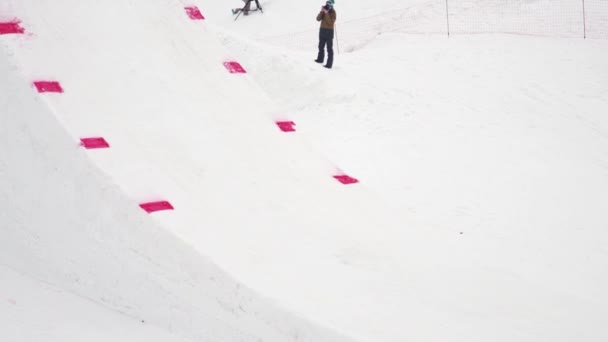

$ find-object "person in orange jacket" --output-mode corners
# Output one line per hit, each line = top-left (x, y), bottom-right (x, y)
(315, 0), (336, 69)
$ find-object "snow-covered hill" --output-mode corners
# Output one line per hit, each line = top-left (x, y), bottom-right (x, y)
(2, 0), (608, 341)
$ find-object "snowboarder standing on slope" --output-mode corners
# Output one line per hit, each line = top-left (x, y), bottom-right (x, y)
(315, 0), (336, 69)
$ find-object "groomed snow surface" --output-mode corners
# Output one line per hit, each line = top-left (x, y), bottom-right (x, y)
(1, 0), (608, 341)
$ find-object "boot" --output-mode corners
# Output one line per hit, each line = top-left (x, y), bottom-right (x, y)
(324, 46), (333, 68)
(315, 50), (324, 64)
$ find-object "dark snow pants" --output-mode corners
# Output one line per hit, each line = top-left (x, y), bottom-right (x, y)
(317, 28), (334, 67)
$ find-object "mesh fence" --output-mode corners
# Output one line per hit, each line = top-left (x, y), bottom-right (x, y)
(447, 0), (608, 38)
(261, 0), (608, 51)
(585, 0), (608, 38)
(448, 0), (584, 37)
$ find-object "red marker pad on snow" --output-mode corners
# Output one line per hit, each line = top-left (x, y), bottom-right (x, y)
(139, 201), (174, 213)
(185, 6), (205, 20)
(333, 174), (359, 185)
(276, 121), (296, 132)
(80, 137), (110, 149)
(33, 81), (63, 93)
(223, 61), (246, 74)
(0, 21), (25, 35)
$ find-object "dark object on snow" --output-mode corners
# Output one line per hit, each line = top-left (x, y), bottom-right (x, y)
(233, 0), (263, 21)
(315, 1), (336, 68)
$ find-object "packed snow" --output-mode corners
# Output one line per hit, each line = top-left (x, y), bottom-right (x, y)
(1, 0), (607, 341)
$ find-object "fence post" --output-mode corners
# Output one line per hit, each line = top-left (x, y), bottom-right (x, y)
(582, 0), (587, 39)
(445, 0), (451, 37)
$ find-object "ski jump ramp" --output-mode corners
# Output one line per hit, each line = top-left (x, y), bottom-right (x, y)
(0, 1), (403, 341)
(5, 1), (607, 342)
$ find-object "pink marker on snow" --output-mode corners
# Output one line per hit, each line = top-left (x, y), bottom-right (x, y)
(0, 21), (25, 35)
(333, 174), (359, 185)
(276, 121), (296, 132)
(33, 81), (63, 93)
(223, 61), (246, 73)
(80, 137), (110, 149)
(139, 201), (174, 213)
(185, 6), (205, 20)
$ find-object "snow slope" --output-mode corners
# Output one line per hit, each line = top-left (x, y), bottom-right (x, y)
(2, 0), (608, 341)
(211, 1), (608, 341)
(0, 14), (355, 341)
(0, 265), (192, 342)
(1, 0), (356, 341)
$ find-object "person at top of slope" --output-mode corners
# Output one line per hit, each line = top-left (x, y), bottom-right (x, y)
(315, 0), (336, 69)
(232, 0), (262, 16)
